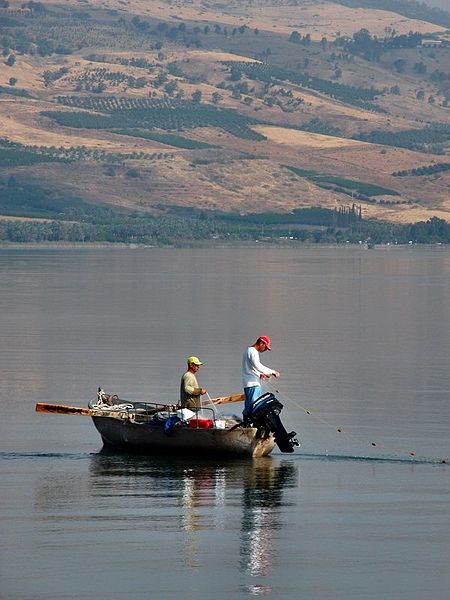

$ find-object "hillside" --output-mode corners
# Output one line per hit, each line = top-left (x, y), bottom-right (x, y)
(0, 0), (449, 231)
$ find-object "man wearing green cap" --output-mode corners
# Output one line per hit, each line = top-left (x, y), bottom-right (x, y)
(180, 356), (207, 409)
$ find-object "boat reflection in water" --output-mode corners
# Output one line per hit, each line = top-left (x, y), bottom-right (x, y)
(240, 460), (296, 579)
(88, 451), (298, 582)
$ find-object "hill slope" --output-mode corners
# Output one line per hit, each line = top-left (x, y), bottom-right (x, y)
(0, 0), (449, 226)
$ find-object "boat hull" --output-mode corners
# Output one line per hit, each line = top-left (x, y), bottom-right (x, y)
(91, 416), (275, 457)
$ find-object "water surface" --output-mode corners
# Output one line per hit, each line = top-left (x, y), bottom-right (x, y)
(1, 246), (449, 599)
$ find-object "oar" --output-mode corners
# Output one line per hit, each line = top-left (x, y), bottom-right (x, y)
(211, 393), (244, 405)
(35, 402), (134, 418)
(36, 394), (244, 416)
(36, 403), (96, 416)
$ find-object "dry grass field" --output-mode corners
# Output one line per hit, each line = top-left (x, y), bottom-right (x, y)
(0, 0), (449, 226)
(72, 0), (446, 40)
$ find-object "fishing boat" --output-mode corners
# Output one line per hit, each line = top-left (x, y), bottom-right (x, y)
(35, 390), (298, 458)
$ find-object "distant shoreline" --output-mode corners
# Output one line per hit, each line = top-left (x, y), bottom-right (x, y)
(0, 241), (448, 250)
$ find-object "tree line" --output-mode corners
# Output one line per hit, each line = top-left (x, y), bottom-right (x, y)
(0, 181), (449, 245)
(354, 122), (450, 154)
(393, 163), (450, 177)
(0, 137), (165, 166)
(222, 61), (385, 112)
(44, 98), (266, 141)
(336, 30), (424, 63)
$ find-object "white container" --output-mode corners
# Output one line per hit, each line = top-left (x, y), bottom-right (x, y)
(176, 408), (195, 421)
(215, 420), (226, 429)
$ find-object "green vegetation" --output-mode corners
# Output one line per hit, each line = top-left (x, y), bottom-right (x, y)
(222, 61), (385, 111)
(5, 53), (16, 66)
(0, 11), (75, 58)
(0, 85), (32, 98)
(355, 123), (450, 154)
(336, 30), (424, 62)
(0, 139), (68, 167)
(393, 163), (450, 177)
(0, 16), (22, 27)
(45, 97), (265, 140)
(296, 118), (342, 137)
(84, 54), (154, 70)
(1, 182), (449, 245)
(0, 179), (100, 219)
(0, 138), (164, 165)
(164, 204), (361, 227)
(70, 68), (148, 91)
(286, 166), (400, 197)
(112, 129), (219, 149)
(43, 67), (69, 87)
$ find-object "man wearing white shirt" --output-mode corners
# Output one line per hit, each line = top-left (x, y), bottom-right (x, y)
(242, 335), (280, 420)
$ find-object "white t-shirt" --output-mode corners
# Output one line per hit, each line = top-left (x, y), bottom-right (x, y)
(242, 346), (274, 388)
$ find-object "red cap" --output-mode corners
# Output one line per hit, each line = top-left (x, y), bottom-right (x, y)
(257, 335), (272, 350)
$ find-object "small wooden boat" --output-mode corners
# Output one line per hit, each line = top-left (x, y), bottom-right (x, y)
(36, 389), (298, 457)
(90, 408), (275, 457)
(36, 392), (277, 458)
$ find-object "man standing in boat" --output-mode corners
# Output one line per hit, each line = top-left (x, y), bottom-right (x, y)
(242, 335), (280, 421)
(180, 356), (207, 409)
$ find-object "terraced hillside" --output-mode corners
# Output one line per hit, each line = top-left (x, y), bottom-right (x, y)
(0, 0), (449, 226)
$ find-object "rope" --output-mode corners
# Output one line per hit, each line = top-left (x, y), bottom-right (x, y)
(205, 392), (218, 419)
(94, 401), (134, 412)
(93, 393), (135, 419)
(263, 379), (448, 464)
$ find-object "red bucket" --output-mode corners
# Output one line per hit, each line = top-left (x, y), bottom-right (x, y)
(188, 418), (214, 429)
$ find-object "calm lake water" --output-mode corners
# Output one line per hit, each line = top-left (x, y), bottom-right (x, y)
(1, 246), (450, 599)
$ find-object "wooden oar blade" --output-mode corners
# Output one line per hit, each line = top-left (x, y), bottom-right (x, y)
(212, 393), (245, 406)
(35, 403), (93, 416)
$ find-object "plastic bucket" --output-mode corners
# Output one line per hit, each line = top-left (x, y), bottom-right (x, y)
(188, 419), (214, 429)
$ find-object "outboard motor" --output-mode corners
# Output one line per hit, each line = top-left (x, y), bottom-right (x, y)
(246, 392), (299, 453)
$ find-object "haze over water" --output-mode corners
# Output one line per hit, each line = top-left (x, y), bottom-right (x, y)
(424, 0), (449, 10)
(1, 246), (450, 599)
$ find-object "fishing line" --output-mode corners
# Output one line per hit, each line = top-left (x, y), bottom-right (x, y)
(290, 452), (448, 466)
(264, 379), (448, 464)
(205, 391), (218, 419)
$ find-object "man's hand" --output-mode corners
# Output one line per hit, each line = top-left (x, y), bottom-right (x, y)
(200, 388), (207, 395)
(272, 371), (280, 378)
(260, 373), (270, 380)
